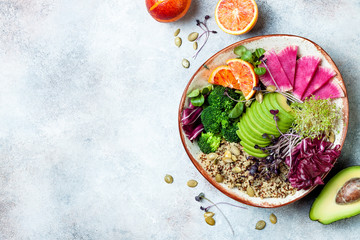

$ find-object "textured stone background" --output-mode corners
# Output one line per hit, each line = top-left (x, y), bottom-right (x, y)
(0, 0), (359, 239)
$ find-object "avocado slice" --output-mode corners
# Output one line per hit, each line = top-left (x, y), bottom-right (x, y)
(252, 100), (287, 134)
(237, 121), (270, 147)
(310, 166), (360, 224)
(263, 93), (293, 128)
(240, 140), (268, 158)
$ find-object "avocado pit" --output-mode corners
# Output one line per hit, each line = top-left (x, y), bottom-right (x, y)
(335, 178), (360, 204)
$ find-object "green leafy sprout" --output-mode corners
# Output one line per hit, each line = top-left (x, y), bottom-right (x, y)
(291, 96), (341, 139)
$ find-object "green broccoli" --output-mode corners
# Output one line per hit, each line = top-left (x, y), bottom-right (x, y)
(198, 132), (221, 154)
(221, 123), (241, 143)
(200, 106), (223, 133)
(207, 86), (239, 111)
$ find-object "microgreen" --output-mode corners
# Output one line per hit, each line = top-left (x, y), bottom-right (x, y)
(191, 94), (205, 106)
(193, 16), (217, 59)
(291, 96), (341, 139)
(195, 193), (246, 235)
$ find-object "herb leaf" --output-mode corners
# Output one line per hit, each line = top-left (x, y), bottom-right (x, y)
(254, 48), (266, 59)
(188, 89), (200, 98)
(234, 45), (247, 57)
(228, 102), (244, 118)
(191, 94), (205, 106)
(241, 50), (253, 63)
(254, 67), (266, 76)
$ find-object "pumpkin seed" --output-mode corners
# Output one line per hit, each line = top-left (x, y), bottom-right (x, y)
(222, 157), (233, 163)
(205, 217), (215, 226)
(164, 174), (173, 184)
(207, 153), (218, 161)
(270, 213), (277, 224)
(215, 173), (223, 183)
(247, 186), (255, 197)
(255, 220), (266, 230)
(231, 155), (237, 161)
(175, 37), (182, 47)
(187, 179), (198, 188)
(204, 212), (215, 218)
(230, 145), (240, 156)
(329, 131), (335, 143)
(266, 85), (276, 92)
(193, 41), (198, 50)
(245, 100), (252, 108)
(182, 59), (190, 68)
(174, 28), (180, 37)
(188, 32), (199, 42)
(232, 166), (241, 173)
(224, 150), (232, 159)
(256, 92), (263, 103)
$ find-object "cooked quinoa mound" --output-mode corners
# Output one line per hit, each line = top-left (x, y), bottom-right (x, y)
(198, 140), (297, 199)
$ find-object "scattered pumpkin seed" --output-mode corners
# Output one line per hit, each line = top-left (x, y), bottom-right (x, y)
(270, 213), (277, 224)
(187, 179), (198, 188)
(207, 153), (218, 161)
(193, 41), (198, 50)
(205, 217), (215, 226)
(175, 37), (182, 47)
(329, 131), (335, 143)
(255, 220), (266, 230)
(232, 166), (241, 173)
(164, 174), (173, 184)
(266, 85), (276, 92)
(174, 28), (180, 37)
(204, 212), (215, 218)
(247, 186), (255, 197)
(231, 155), (237, 161)
(188, 32), (199, 42)
(182, 58), (190, 68)
(256, 91), (263, 103)
(215, 173), (223, 183)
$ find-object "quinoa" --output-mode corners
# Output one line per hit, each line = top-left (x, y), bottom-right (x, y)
(198, 140), (297, 198)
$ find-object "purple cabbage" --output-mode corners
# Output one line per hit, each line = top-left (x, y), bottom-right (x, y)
(285, 136), (341, 190)
(181, 103), (204, 141)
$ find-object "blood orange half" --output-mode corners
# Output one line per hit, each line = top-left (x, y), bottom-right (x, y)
(215, 0), (258, 35)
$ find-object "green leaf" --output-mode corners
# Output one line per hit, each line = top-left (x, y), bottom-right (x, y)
(187, 89), (200, 98)
(191, 94), (205, 106)
(254, 67), (266, 76)
(254, 48), (266, 59)
(228, 102), (244, 118)
(234, 45), (247, 57)
(201, 85), (213, 95)
(241, 50), (253, 63)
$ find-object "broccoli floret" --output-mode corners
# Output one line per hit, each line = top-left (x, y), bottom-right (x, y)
(221, 123), (241, 143)
(207, 86), (239, 111)
(200, 106), (223, 133)
(198, 132), (221, 154)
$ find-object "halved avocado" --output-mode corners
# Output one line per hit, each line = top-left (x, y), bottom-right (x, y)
(310, 166), (360, 224)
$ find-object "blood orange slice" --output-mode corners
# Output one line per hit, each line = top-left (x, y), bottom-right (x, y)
(215, 0), (258, 35)
(226, 59), (258, 100)
(208, 65), (241, 89)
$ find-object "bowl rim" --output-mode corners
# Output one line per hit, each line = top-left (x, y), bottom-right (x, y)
(178, 34), (349, 208)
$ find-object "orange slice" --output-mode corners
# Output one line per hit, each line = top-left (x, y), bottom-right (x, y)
(226, 59), (258, 100)
(215, 0), (258, 35)
(208, 65), (241, 89)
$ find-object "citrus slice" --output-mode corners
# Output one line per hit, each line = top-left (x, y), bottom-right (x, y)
(215, 0), (258, 35)
(208, 65), (241, 89)
(226, 58), (258, 100)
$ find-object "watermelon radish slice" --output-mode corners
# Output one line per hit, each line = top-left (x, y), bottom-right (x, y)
(302, 67), (336, 100)
(311, 79), (344, 99)
(259, 50), (292, 92)
(293, 56), (321, 99)
(277, 46), (298, 86)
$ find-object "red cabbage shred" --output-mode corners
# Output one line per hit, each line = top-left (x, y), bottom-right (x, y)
(285, 136), (341, 190)
(181, 104), (204, 141)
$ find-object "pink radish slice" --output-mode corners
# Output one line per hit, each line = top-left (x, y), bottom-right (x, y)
(293, 56), (321, 100)
(277, 46), (298, 87)
(311, 79), (344, 99)
(259, 50), (292, 91)
(302, 67), (336, 100)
